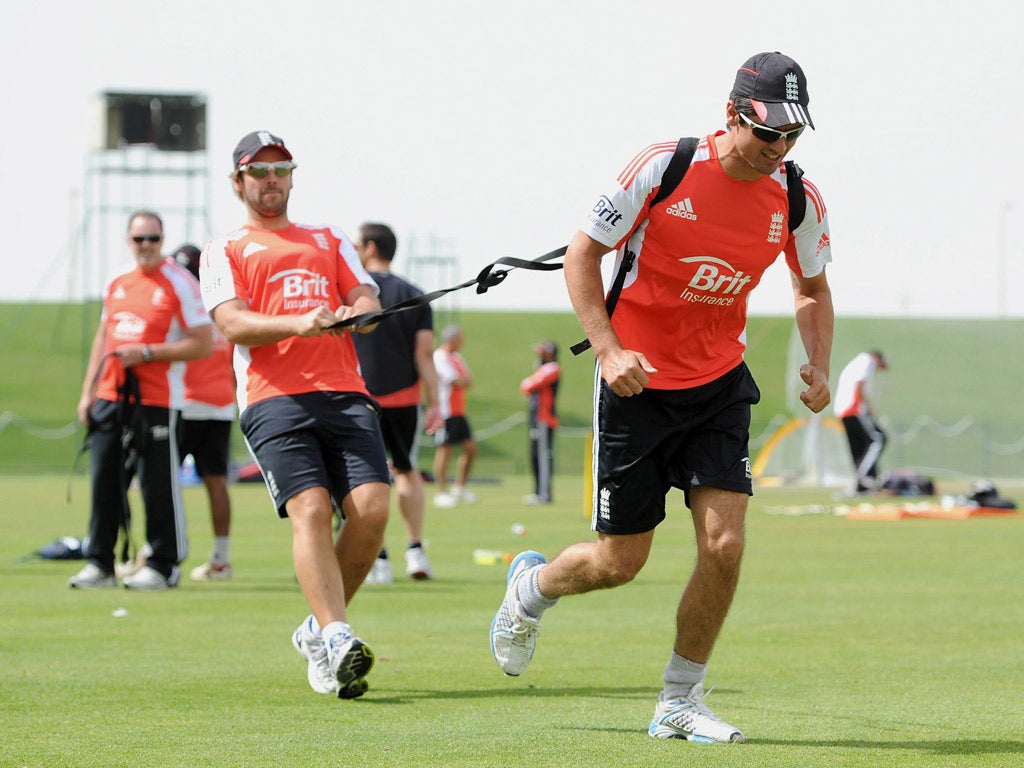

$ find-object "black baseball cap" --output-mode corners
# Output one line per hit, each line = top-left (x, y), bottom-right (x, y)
(232, 130), (293, 168)
(732, 52), (814, 129)
(172, 243), (202, 279)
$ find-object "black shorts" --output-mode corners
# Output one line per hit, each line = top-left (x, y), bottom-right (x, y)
(435, 415), (472, 447)
(592, 362), (760, 535)
(179, 418), (232, 477)
(239, 391), (390, 517)
(378, 405), (422, 472)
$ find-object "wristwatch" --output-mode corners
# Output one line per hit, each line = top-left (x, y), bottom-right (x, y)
(142, 345), (154, 363)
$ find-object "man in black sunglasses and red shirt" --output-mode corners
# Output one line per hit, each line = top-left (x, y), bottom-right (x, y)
(490, 52), (834, 744)
(70, 210), (213, 591)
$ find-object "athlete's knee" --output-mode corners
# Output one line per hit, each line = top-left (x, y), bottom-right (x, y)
(600, 558), (644, 587)
(699, 527), (745, 575)
(594, 541), (649, 586)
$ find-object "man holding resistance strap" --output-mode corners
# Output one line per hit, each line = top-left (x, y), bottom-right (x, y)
(490, 52), (834, 743)
(201, 131), (388, 700)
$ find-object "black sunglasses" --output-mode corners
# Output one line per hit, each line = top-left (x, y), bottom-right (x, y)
(738, 112), (806, 144)
(132, 235), (162, 244)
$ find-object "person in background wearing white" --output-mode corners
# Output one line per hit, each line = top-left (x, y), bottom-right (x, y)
(834, 349), (889, 494)
(432, 325), (478, 507)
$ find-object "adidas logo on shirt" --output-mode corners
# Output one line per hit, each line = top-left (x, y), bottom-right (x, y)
(666, 197), (697, 221)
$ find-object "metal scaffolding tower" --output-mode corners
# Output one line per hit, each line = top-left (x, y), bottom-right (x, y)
(77, 91), (211, 302)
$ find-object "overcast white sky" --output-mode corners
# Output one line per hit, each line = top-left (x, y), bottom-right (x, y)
(2, 0), (1022, 317)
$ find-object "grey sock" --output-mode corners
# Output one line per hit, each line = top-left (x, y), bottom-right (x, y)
(662, 652), (706, 701)
(516, 565), (558, 618)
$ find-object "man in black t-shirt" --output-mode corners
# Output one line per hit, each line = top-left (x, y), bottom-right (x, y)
(351, 223), (442, 583)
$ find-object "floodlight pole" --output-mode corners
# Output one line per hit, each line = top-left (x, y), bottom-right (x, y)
(997, 201), (1011, 318)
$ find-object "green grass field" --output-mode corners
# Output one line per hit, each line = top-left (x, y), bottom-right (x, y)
(4, 303), (1024, 479)
(1, 474), (1021, 767)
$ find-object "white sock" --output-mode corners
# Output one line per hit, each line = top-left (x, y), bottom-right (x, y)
(212, 536), (230, 565)
(322, 620), (354, 648)
(662, 652), (706, 700)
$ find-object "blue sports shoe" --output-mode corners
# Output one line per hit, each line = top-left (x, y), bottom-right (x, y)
(489, 550), (546, 676)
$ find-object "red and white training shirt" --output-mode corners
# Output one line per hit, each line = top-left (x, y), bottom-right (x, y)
(183, 324), (236, 421)
(200, 223), (378, 412)
(581, 132), (831, 390)
(96, 258), (211, 409)
(434, 348), (470, 419)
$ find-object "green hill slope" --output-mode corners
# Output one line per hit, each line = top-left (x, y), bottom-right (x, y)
(2, 303), (1021, 478)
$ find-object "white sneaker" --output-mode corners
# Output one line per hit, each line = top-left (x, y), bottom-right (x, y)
(291, 617), (337, 695)
(190, 561), (233, 582)
(453, 486), (477, 503)
(68, 563), (116, 589)
(122, 565), (179, 590)
(364, 557), (393, 585)
(405, 547), (432, 580)
(489, 550), (546, 676)
(648, 683), (745, 743)
(433, 492), (459, 508)
(326, 631), (375, 698)
(522, 493), (551, 505)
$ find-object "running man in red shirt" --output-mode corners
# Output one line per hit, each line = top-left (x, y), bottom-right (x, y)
(520, 340), (560, 504)
(490, 52), (834, 743)
(201, 131), (387, 700)
(69, 210), (213, 591)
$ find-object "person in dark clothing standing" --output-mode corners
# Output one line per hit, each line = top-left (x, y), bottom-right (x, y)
(351, 223), (442, 583)
(520, 341), (560, 504)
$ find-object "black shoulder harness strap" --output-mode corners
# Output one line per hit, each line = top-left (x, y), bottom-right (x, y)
(327, 139), (808, 353)
(570, 137), (807, 356)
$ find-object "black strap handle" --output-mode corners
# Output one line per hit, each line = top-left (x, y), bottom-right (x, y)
(327, 245), (568, 331)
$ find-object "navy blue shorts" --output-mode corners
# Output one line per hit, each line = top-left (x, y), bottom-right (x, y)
(179, 418), (232, 477)
(239, 391), (390, 517)
(435, 415), (473, 446)
(592, 362), (760, 535)
(378, 405), (421, 471)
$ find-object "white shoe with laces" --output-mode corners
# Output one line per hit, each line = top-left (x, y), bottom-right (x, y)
(453, 486), (477, 503)
(190, 560), (233, 581)
(404, 547), (432, 580)
(364, 557), (393, 585)
(291, 616), (337, 695)
(648, 683), (745, 743)
(433, 492), (459, 508)
(122, 565), (179, 590)
(67, 563), (117, 589)
(489, 550), (546, 676)
(326, 631), (375, 699)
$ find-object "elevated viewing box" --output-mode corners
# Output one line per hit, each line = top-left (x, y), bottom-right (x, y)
(92, 91), (207, 152)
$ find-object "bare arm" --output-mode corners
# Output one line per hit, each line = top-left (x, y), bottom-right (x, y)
(791, 268), (834, 413)
(116, 323), (214, 369)
(211, 283), (381, 347)
(77, 321), (107, 424)
(414, 328), (443, 433)
(337, 284), (383, 334)
(563, 230), (657, 397)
